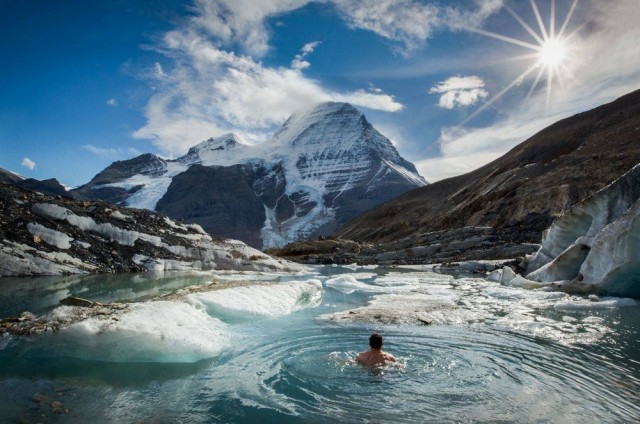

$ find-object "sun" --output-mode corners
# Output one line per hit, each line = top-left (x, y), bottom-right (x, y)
(539, 38), (566, 67)
(462, 0), (583, 124)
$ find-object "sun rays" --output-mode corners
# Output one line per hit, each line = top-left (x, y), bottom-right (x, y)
(463, 0), (582, 125)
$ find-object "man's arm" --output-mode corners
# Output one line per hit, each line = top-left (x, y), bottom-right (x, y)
(384, 353), (397, 363)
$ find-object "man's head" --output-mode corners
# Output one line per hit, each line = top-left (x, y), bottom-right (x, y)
(369, 333), (383, 350)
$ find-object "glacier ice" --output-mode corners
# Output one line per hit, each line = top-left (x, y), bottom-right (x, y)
(50, 302), (229, 363)
(184, 279), (323, 321)
(325, 275), (381, 294)
(526, 163), (640, 297)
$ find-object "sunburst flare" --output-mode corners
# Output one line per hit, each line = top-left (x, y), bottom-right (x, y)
(463, 0), (582, 124)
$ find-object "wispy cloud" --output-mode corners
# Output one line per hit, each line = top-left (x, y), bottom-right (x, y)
(332, 0), (502, 56)
(83, 144), (142, 159)
(132, 0), (505, 156)
(134, 23), (402, 156)
(21, 157), (36, 170)
(190, 0), (310, 57)
(106, 98), (118, 107)
(189, 0), (502, 57)
(429, 75), (488, 109)
(291, 41), (321, 70)
(191, 0), (503, 57)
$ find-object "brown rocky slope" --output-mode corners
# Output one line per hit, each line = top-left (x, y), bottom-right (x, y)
(271, 89), (640, 265)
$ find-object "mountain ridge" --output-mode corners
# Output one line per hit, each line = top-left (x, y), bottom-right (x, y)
(271, 89), (640, 265)
(337, 89), (640, 243)
(72, 102), (426, 248)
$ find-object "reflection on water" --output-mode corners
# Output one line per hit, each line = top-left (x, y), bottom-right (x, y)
(0, 265), (639, 423)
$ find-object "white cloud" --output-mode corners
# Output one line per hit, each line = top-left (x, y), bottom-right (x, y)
(190, 0), (503, 57)
(106, 98), (118, 107)
(329, 0), (502, 56)
(419, 0), (640, 182)
(133, 0), (505, 155)
(190, 0), (310, 57)
(83, 144), (142, 159)
(135, 27), (402, 156)
(334, 89), (403, 112)
(291, 41), (321, 70)
(429, 75), (488, 109)
(21, 157), (36, 170)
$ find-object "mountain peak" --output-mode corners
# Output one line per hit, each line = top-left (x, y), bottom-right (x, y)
(188, 133), (244, 153)
(307, 101), (359, 115)
(270, 101), (371, 148)
(75, 100), (426, 248)
(180, 133), (249, 166)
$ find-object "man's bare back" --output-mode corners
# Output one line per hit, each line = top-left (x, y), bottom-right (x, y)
(356, 333), (396, 366)
(356, 350), (396, 366)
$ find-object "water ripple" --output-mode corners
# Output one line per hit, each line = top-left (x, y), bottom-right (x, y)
(198, 323), (640, 423)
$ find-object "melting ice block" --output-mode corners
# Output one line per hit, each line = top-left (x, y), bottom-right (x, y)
(554, 297), (638, 311)
(49, 302), (229, 363)
(185, 280), (323, 321)
(325, 275), (380, 294)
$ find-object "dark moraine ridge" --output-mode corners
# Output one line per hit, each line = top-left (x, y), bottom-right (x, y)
(271, 89), (640, 265)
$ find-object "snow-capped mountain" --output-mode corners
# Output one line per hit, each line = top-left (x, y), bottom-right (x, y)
(73, 102), (427, 248)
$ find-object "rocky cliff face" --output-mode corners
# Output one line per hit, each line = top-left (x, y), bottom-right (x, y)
(335, 89), (640, 246)
(155, 164), (272, 248)
(0, 183), (304, 277)
(73, 102), (426, 248)
(72, 154), (170, 206)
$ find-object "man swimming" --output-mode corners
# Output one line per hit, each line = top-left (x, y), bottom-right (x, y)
(356, 333), (397, 366)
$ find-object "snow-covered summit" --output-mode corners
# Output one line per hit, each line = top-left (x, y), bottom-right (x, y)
(74, 102), (428, 248)
(269, 102), (426, 187)
(180, 133), (251, 166)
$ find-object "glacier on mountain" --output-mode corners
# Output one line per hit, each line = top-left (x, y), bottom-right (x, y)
(74, 102), (427, 248)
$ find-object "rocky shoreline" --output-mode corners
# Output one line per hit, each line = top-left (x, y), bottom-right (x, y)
(268, 225), (538, 266)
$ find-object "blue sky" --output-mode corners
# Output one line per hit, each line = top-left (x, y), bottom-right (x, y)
(1, 0), (639, 186)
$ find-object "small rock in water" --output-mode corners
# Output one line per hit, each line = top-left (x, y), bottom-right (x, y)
(588, 294), (600, 302)
(59, 296), (96, 307)
(20, 312), (36, 321)
(32, 393), (48, 403)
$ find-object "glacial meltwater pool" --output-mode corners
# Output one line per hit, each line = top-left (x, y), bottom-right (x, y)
(1, 265), (639, 423)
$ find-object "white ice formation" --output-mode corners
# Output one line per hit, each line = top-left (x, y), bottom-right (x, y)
(525, 163), (640, 297)
(25, 280), (324, 363)
(185, 279), (323, 320)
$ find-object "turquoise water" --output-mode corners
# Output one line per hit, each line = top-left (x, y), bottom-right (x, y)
(1, 266), (639, 423)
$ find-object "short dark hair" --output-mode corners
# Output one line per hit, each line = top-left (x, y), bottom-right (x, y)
(369, 333), (383, 349)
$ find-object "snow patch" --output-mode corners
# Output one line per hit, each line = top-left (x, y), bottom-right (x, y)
(110, 211), (135, 222)
(27, 223), (73, 249)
